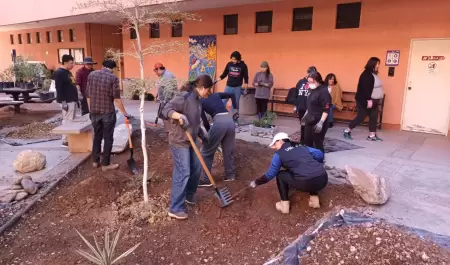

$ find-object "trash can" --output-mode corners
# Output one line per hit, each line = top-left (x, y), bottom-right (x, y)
(239, 88), (257, 115)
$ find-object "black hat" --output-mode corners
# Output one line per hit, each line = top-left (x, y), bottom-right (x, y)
(81, 57), (97, 65)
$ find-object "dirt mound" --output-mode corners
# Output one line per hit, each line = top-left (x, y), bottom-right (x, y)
(300, 222), (450, 265)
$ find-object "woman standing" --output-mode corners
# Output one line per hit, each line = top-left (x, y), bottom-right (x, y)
(199, 91), (239, 186)
(294, 66), (317, 144)
(161, 75), (212, 220)
(253, 61), (274, 119)
(301, 72), (331, 154)
(343, 57), (383, 141)
(216, 51), (249, 114)
(249, 132), (328, 213)
(324, 73), (343, 128)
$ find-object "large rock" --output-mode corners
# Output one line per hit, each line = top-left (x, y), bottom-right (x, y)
(13, 150), (46, 173)
(21, 179), (38, 194)
(345, 166), (390, 205)
(14, 191), (28, 201)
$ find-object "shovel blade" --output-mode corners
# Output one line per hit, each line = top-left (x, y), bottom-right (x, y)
(214, 188), (233, 208)
(127, 158), (139, 175)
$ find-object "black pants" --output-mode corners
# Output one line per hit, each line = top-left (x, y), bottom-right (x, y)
(297, 110), (306, 145)
(80, 97), (90, 116)
(255, 98), (269, 118)
(349, 100), (379, 132)
(276, 170), (328, 201)
(91, 112), (116, 166)
(304, 120), (329, 153)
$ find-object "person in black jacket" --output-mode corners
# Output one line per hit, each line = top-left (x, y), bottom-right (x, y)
(301, 72), (331, 154)
(343, 57), (384, 141)
(294, 66), (317, 144)
(216, 51), (249, 116)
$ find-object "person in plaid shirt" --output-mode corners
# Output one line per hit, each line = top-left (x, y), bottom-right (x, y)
(85, 59), (131, 171)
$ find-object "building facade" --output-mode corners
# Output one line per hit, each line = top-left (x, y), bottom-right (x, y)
(1, 0), (450, 134)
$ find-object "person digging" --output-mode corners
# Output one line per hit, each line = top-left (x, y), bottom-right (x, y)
(249, 132), (328, 213)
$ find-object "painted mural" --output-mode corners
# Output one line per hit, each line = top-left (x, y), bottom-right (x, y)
(188, 35), (217, 81)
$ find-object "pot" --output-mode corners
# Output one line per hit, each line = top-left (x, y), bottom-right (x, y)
(38, 91), (55, 101)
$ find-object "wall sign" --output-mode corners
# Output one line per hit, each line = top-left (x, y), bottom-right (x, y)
(422, 56), (445, 61)
(427, 62), (438, 75)
(386, 50), (400, 66)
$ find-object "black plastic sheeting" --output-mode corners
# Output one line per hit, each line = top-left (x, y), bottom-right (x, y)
(264, 210), (450, 265)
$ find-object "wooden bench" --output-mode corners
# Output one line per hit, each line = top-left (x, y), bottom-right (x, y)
(268, 87), (296, 117)
(52, 115), (92, 153)
(0, 100), (24, 114)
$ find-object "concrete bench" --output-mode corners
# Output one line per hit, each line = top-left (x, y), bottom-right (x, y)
(52, 115), (92, 153)
(0, 100), (24, 114)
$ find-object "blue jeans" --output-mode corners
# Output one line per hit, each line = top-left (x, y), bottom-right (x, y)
(328, 104), (336, 123)
(222, 85), (242, 112)
(169, 145), (201, 213)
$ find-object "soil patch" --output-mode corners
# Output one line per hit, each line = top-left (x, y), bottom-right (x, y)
(300, 222), (450, 265)
(0, 128), (364, 265)
(0, 109), (60, 130)
(6, 120), (61, 140)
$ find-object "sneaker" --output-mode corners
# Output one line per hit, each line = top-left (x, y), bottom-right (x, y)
(92, 162), (100, 169)
(343, 130), (353, 140)
(168, 211), (188, 220)
(367, 135), (383, 141)
(198, 179), (213, 187)
(185, 198), (196, 205)
(102, 164), (119, 171)
(223, 175), (236, 182)
(61, 142), (68, 148)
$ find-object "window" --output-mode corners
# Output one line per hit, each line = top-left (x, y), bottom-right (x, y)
(10, 34), (14, 45)
(36, 32), (41, 43)
(58, 48), (85, 63)
(46, 31), (52, 43)
(130, 27), (137, 39)
(26, 33), (31, 44)
(69, 29), (76, 42)
(57, 30), (64, 42)
(149, 23), (160, 38)
(224, 14), (238, 35)
(336, 2), (362, 29)
(18, 34), (22, 44)
(171, 20), (182, 37)
(255, 11), (273, 33)
(292, 7), (313, 31)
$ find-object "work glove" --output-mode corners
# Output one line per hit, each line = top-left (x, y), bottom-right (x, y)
(250, 175), (269, 188)
(61, 101), (69, 112)
(232, 109), (239, 121)
(249, 181), (257, 188)
(198, 127), (209, 144)
(178, 114), (190, 130)
(314, 120), (324, 133)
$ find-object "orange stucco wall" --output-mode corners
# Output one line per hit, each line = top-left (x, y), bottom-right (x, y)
(122, 0), (450, 127)
(0, 23), (122, 74)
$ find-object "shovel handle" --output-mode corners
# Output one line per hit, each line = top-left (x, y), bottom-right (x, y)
(125, 118), (133, 149)
(185, 131), (217, 187)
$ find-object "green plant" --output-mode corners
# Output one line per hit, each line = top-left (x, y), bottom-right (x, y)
(253, 111), (277, 128)
(75, 227), (141, 265)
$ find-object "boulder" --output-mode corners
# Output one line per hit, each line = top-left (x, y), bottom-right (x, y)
(345, 166), (390, 205)
(14, 191), (28, 201)
(21, 179), (38, 194)
(13, 150), (46, 173)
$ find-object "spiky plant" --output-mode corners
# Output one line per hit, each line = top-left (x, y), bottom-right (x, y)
(75, 228), (141, 265)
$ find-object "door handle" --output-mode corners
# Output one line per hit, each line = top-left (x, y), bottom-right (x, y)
(408, 87), (412, 90)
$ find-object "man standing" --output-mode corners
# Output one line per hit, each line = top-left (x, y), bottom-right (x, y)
(76, 57), (97, 115)
(154, 62), (176, 132)
(54, 54), (79, 147)
(85, 59), (131, 171)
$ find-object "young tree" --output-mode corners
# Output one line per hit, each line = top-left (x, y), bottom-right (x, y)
(74, 0), (198, 203)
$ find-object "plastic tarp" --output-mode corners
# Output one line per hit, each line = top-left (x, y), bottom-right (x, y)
(264, 210), (450, 265)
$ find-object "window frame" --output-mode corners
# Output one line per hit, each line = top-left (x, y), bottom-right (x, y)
(46, 31), (52, 43)
(10, 34), (14, 45)
(36, 32), (41, 44)
(69, 29), (76, 42)
(57, 30), (64, 42)
(171, 20), (183, 38)
(57, 48), (85, 64)
(335, 2), (362, 29)
(26, 33), (32, 44)
(224, 14), (238, 35)
(18, 34), (23, 44)
(255, 11), (273, 34)
(292, 7), (314, 31)
(149, 23), (160, 38)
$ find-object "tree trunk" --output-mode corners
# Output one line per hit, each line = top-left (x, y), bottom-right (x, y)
(134, 13), (149, 204)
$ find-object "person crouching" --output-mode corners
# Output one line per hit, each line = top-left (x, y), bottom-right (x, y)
(249, 132), (328, 214)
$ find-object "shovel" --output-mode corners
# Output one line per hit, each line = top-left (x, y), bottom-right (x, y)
(185, 131), (233, 208)
(125, 118), (138, 175)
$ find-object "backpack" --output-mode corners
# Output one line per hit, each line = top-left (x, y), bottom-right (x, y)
(285, 87), (297, 104)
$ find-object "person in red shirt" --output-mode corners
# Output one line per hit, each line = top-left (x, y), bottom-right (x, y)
(76, 57), (97, 115)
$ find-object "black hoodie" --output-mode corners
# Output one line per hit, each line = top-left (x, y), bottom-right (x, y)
(294, 77), (310, 112)
(220, 61), (249, 87)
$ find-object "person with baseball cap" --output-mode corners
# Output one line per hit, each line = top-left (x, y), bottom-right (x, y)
(76, 56), (97, 115)
(249, 132), (328, 214)
(153, 62), (176, 102)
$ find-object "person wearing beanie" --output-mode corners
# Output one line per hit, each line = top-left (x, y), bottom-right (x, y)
(248, 132), (328, 214)
(294, 66), (317, 144)
(253, 61), (274, 119)
(85, 59), (131, 171)
(216, 51), (249, 120)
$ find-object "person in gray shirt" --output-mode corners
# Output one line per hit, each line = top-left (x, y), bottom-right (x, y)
(253, 61), (274, 119)
(160, 75), (212, 220)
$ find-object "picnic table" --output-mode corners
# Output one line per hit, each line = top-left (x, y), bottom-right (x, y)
(1, 87), (37, 102)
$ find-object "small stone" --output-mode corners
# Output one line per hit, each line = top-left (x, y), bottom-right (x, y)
(375, 237), (382, 245)
(0, 191), (18, 203)
(14, 192), (28, 201)
(13, 178), (23, 185)
(11, 184), (23, 190)
(350, 246), (356, 252)
(21, 179), (38, 194)
(330, 237), (335, 242)
(306, 246), (312, 252)
(421, 252), (429, 262)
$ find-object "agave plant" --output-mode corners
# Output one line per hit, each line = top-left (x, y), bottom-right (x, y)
(75, 227), (141, 265)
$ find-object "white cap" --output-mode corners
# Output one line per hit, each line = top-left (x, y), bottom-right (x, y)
(269, 132), (290, 147)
